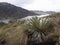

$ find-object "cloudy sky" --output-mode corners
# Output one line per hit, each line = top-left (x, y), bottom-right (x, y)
(0, 0), (60, 12)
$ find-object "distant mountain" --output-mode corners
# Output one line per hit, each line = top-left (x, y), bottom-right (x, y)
(31, 11), (47, 15)
(31, 10), (56, 15)
(45, 11), (56, 14)
(0, 2), (36, 19)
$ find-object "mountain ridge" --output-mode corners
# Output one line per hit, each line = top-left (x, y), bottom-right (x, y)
(0, 2), (36, 19)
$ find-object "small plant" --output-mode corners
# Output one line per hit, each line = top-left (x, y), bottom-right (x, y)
(0, 22), (7, 28)
(8, 18), (17, 23)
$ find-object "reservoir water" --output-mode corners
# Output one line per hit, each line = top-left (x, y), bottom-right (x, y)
(0, 14), (50, 23)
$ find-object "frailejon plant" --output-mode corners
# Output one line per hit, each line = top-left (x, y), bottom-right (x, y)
(23, 16), (59, 45)
(24, 16), (55, 35)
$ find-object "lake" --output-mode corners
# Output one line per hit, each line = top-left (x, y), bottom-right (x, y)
(0, 14), (50, 23)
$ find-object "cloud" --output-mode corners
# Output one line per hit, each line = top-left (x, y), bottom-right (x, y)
(0, 0), (60, 11)
(0, 0), (32, 6)
(22, 0), (60, 11)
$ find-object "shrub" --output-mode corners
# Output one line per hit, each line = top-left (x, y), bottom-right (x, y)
(23, 16), (55, 35)
(0, 22), (7, 28)
(23, 16), (60, 45)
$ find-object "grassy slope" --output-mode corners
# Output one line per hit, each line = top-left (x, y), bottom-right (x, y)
(0, 22), (28, 45)
(0, 13), (60, 45)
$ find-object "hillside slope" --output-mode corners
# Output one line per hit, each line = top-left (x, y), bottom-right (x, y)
(0, 2), (36, 19)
